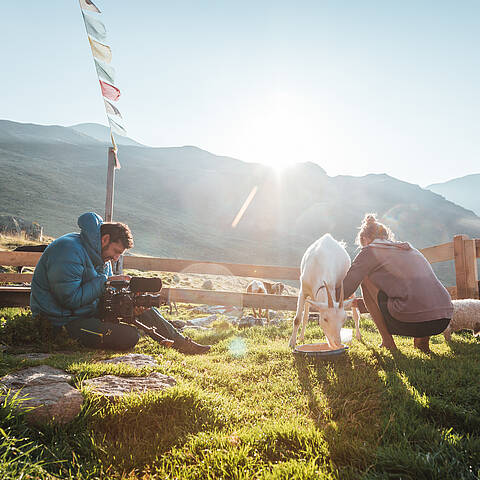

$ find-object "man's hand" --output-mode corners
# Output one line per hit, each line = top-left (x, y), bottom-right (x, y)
(108, 275), (131, 282)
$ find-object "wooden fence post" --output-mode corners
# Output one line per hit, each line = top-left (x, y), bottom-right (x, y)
(453, 234), (479, 299)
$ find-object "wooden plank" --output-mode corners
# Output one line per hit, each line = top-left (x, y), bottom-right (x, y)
(0, 286), (30, 307)
(454, 235), (470, 299)
(0, 273), (33, 283)
(464, 239), (479, 298)
(446, 286), (457, 300)
(0, 285), (299, 311)
(160, 288), (299, 310)
(476, 239), (480, 258)
(419, 241), (454, 264)
(123, 256), (301, 280)
(0, 252), (42, 267)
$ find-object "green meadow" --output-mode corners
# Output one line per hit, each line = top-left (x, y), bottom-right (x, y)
(1, 306), (479, 480)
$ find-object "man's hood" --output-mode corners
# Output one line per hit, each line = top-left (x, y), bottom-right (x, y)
(78, 212), (104, 267)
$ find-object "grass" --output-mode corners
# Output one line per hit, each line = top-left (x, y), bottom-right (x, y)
(1, 306), (480, 479)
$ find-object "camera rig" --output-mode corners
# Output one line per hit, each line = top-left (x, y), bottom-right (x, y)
(100, 276), (173, 347)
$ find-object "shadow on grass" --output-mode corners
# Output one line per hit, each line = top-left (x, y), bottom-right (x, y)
(293, 335), (480, 479)
(361, 338), (480, 479)
(294, 350), (384, 478)
(90, 385), (235, 472)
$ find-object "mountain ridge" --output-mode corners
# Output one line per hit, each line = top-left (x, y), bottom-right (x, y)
(1, 119), (479, 287)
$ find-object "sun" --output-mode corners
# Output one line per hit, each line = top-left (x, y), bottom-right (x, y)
(241, 90), (319, 172)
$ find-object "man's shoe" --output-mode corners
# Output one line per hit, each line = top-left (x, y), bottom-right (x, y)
(173, 337), (211, 355)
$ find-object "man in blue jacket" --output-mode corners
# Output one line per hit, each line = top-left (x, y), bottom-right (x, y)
(31, 212), (210, 354)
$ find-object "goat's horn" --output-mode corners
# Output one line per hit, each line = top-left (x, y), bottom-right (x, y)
(339, 282), (344, 309)
(324, 281), (334, 308)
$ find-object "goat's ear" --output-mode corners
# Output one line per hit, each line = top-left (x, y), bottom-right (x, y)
(338, 282), (344, 309)
(343, 298), (356, 310)
(306, 299), (329, 312)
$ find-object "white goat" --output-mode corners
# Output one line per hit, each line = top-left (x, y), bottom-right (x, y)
(288, 234), (361, 349)
(443, 299), (480, 341)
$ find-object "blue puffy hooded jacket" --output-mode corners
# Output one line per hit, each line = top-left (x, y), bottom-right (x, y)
(30, 212), (112, 326)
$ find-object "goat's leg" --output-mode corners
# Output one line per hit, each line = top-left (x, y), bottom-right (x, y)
(298, 301), (310, 344)
(266, 309), (270, 324)
(289, 288), (305, 348)
(352, 306), (362, 341)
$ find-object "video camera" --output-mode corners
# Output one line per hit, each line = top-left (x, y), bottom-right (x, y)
(101, 277), (173, 346)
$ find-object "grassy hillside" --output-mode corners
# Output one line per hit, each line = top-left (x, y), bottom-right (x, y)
(1, 119), (479, 286)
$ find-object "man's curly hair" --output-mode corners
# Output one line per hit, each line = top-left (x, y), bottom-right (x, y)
(100, 222), (134, 249)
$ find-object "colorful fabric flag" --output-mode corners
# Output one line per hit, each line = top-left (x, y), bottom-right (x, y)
(100, 80), (121, 101)
(79, 0), (101, 13)
(82, 11), (107, 42)
(104, 99), (122, 118)
(108, 116), (127, 137)
(95, 58), (115, 84)
(89, 37), (112, 63)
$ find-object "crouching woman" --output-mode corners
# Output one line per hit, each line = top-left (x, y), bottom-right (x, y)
(341, 214), (453, 353)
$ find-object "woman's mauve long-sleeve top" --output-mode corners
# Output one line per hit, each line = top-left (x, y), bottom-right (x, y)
(341, 239), (453, 323)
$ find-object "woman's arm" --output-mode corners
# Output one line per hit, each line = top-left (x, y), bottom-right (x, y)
(339, 248), (376, 299)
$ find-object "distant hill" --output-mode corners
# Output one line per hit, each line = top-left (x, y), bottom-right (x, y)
(70, 123), (143, 147)
(1, 119), (479, 286)
(427, 174), (480, 216)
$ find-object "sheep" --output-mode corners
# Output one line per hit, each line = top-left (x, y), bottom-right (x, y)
(443, 299), (480, 341)
(246, 280), (286, 322)
(288, 233), (361, 349)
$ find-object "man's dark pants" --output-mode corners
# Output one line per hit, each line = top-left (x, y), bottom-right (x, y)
(64, 308), (182, 350)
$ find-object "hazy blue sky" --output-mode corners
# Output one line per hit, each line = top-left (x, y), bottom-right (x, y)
(3, 1), (479, 186)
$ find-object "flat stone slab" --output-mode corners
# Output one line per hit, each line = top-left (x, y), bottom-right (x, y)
(100, 353), (159, 368)
(14, 353), (52, 361)
(1, 365), (72, 387)
(84, 372), (177, 399)
(0, 365), (83, 424)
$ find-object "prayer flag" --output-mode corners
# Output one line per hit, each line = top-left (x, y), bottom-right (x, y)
(100, 80), (121, 101)
(95, 58), (115, 84)
(89, 37), (112, 63)
(82, 11), (107, 42)
(79, 0), (101, 13)
(104, 99), (122, 118)
(108, 116), (127, 137)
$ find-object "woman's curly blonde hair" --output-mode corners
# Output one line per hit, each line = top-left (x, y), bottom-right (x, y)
(355, 213), (395, 246)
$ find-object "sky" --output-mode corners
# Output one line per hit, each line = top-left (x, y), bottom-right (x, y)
(2, 0), (480, 186)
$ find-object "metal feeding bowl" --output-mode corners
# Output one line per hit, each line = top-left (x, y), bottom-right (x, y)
(293, 342), (348, 358)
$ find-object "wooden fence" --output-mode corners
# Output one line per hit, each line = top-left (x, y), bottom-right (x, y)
(0, 234), (479, 309)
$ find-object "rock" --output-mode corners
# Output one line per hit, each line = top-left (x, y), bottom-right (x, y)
(202, 280), (214, 290)
(84, 372), (176, 399)
(182, 325), (211, 331)
(238, 316), (264, 328)
(100, 353), (159, 368)
(0, 365), (83, 424)
(0, 215), (43, 240)
(14, 353), (52, 361)
(187, 314), (217, 327)
(170, 319), (187, 329)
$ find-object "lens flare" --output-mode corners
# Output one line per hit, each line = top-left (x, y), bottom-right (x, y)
(229, 337), (247, 357)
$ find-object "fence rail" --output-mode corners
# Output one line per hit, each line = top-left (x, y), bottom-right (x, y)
(1, 234), (479, 309)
